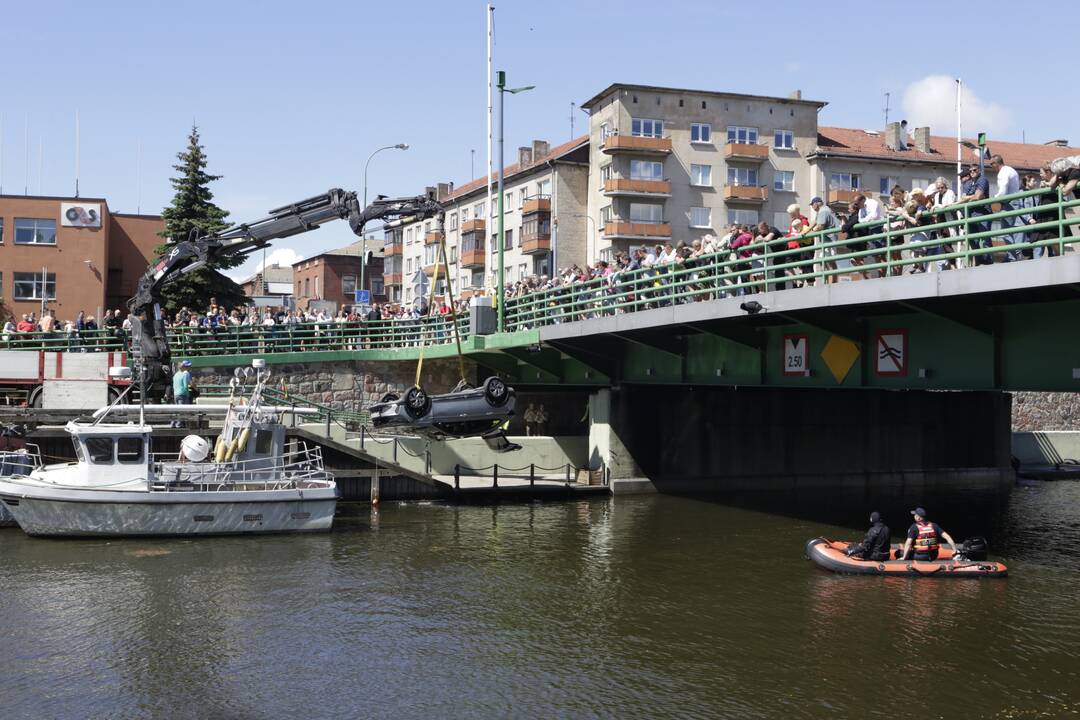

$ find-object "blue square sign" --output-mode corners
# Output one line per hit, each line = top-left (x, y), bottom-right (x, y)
(354, 289), (371, 304)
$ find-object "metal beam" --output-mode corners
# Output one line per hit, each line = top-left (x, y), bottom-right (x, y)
(681, 322), (764, 351)
(776, 311), (861, 342)
(470, 351), (521, 378)
(898, 300), (994, 335)
(611, 331), (685, 359)
(547, 339), (618, 379)
(501, 347), (564, 378)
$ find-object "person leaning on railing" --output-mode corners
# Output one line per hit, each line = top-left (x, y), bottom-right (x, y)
(1047, 159), (1080, 239)
(960, 165), (993, 266)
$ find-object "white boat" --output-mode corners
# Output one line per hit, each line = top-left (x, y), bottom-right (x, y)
(0, 361), (337, 537)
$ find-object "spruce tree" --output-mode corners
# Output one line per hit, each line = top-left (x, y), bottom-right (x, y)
(155, 125), (246, 314)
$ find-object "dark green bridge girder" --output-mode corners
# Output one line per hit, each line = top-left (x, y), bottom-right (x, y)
(183, 296), (1080, 393)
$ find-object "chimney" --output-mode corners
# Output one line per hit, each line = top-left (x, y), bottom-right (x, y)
(436, 182), (451, 200)
(789, 90), (802, 100)
(518, 146), (533, 167)
(913, 126), (931, 153)
(532, 139), (550, 160)
(885, 121), (903, 151)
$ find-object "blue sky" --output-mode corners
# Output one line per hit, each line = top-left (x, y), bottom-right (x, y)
(3, 0), (1076, 280)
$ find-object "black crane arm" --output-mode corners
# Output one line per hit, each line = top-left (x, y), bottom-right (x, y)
(129, 188), (445, 401)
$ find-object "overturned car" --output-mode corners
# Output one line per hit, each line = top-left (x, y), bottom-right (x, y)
(368, 376), (519, 450)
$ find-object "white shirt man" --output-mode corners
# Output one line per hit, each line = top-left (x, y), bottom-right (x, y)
(859, 196), (884, 224)
(994, 161), (1020, 199)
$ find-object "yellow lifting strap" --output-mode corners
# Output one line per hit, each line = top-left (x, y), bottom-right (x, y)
(414, 221), (467, 388)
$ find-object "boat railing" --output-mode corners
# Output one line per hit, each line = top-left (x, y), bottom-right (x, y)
(151, 439), (330, 492)
(0, 443), (42, 475)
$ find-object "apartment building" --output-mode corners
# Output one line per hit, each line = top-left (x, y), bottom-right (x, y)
(809, 123), (1079, 203)
(0, 194), (162, 318)
(386, 137), (589, 306)
(293, 239), (386, 312)
(581, 83), (826, 255)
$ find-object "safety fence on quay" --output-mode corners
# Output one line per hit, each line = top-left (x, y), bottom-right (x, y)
(501, 186), (1080, 330)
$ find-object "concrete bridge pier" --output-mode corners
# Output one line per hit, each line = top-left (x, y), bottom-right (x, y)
(588, 385), (1015, 506)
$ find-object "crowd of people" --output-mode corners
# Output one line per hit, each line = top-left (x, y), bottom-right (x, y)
(1, 309), (132, 349)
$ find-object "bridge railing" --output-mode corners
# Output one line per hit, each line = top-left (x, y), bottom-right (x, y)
(168, 313), (470, 357)
(502, 186), (1080, 328)
(0, 328), (127, 352)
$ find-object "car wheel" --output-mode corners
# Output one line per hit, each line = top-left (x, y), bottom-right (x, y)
(380, 392), (400, 404)
(403, 386), (431, 419)
(482, 376), (509, 407)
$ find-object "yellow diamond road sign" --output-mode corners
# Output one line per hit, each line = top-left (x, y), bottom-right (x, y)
(820, 335), (860, 384)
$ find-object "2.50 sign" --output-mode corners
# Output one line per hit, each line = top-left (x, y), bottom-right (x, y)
(783, 334), (810, 377)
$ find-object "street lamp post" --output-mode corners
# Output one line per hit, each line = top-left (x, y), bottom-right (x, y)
(496, 70), (535, 332)
(361, 143), (408, 302)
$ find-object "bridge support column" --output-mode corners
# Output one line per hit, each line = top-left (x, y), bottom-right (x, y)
(588, 388), (653, 494)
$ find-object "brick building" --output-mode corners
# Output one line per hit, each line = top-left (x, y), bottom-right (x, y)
(292, 239), (386, 312)
(0, 194), (163, 321)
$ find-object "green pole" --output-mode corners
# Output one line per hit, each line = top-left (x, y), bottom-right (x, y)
(496, 71), (506, 332)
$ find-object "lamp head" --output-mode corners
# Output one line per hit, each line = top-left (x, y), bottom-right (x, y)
(395, 143), (409, 150)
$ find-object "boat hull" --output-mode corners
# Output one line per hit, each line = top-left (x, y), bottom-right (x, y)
(0, 482), (337, 537)
(805, 538), (1007, 578)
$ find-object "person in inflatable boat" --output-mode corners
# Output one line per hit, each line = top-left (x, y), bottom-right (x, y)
(899, 507), (958, 562)
(844, 511), (892, 561)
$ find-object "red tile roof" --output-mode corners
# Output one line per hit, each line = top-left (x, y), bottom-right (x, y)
(815, 126), (1080, 171)
(445, 135), (589, 201)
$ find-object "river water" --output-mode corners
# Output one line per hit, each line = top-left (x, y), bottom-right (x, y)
(2, 482), (1079, 719)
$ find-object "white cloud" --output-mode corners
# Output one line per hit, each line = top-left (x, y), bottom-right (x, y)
(227, 247), (304, 283)
(901, 75), (1011, 137)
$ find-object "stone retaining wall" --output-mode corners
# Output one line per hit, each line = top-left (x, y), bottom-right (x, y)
(193, 358), (476, 411)
(1011, 392), (1080, 431)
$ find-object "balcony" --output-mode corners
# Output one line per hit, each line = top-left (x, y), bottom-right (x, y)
(723, 143), (769, 162)
(603, 178), (672, 198)
(423, 263), (440, 276)
(382, 272), (402, 286)
(522, 197), (551, 215)
(424, 231), (444, 245)
(460, 248), (486, 269)
(603, 221), (672, 240)
(521, 229), (551, 255)
(723, 185), (769, 203)
(384, 242), (402, 257)
(828, 189), (867, 205)
(601, 135), (672, 155)
(461, 219), (486, 234)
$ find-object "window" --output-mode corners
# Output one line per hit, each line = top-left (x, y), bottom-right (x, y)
(630, 203), (663, 223)
(504, 193), (513, 211)
(726, 126), (758, 145)
(519, 189), (527, 208)
(691, 123), (711, 143)
(631, 118), (663, 138)
(773, 170), (795, 192)
(537, 179), (551, 197)
(406, 259), (413, 274)
(423, 244), (437, 264)
(475, 202), (485, 219)
(342, 274), (357, 296)
(13, 272), (56, 301)
(727, 167), (758, 187)
(450, 246), (458, 263)
(523, 214), (550, 240)
(372, 277), (384, 296)
(879, 176), (901, 195)
(255, 429), (273, 454)
(117, 437), (144, 463)
(601, 164), (614, 182)
(85, 437), (114, 464)
(911, 178), (931, 191)
(631, 160), (664, 180)
(829, 173), (861, 190)
(518, 263), (528, 280)
(424, 221), (431, 233)
(14, 218), (56, 245)
(504, 229), (513, 249)
(600, 205), (613, 223)
(0, 218), (4, 243)
(461, 207), (470, 222)
(448, 213), (458, 230)
(690, 164), (712, 186)
(600, 122), (613, 142)
(471, 270), (484, 287)
(689, 207), (711, 228)
(773, 130), (795, 149)
(727, 209), (759, 225)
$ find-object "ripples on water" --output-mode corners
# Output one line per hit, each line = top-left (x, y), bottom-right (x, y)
(2, 483), (1079, 719)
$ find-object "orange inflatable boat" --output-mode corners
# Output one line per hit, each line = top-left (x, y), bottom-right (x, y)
(805, 538), (1008, 578)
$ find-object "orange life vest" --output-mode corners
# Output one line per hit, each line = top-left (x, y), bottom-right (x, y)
(914, 521), (939, 552)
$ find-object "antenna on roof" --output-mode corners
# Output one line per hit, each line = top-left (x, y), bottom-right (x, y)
(883, 92), (890, 127)
(570, 102), (575, 139)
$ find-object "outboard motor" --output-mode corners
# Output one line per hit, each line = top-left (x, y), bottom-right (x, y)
(959, 536), (988, 561)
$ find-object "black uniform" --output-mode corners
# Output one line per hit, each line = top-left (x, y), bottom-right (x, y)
(849, 521), (892, 561)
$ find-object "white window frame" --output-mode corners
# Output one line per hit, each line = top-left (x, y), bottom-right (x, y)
(727, 209), (759, 225)
(13, 218), (57, 245)
(829, 173), (861, 191)
(630, 160), (664, 181)
(726, 126), (759, 145)
(690, 164), (712, 187)
(689, 207), (712, 228)
(911, 178), (931, 191)
(691, 123), (712, 144)
(773, 170), (795, 192)
(537, 179), (551, 197)
(629, 203), (663, 224)
(773, 130), (795, 150)
(727, 167), (758, 187)
(600, 205), (613, 224)
(12, 271), (55, 301)
(631, 118), (664, 138)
